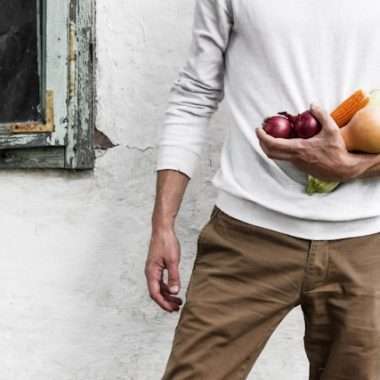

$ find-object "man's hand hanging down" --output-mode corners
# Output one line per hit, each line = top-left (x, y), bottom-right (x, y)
(255, 104), (380, 182)
(146, 224), (182, 313)
(145, 169), (189, 313)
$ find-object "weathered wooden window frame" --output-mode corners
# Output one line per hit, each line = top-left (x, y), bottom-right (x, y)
(0, 0), (96, 169)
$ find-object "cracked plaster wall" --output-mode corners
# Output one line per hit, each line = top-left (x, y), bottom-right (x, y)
(0, 1), (308, 379)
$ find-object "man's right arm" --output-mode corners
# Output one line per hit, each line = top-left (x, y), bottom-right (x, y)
(145, 0), (234, 312)
(145, 169), (189, 313)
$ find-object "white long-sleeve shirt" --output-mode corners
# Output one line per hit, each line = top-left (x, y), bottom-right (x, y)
(156, 0), (380, 240)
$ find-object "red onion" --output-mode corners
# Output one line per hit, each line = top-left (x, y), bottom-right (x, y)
(262, 115), (292, 138)
(278, 111), (298, 125)
(262, 109), (321, 140)
(294, 110), (321, 139)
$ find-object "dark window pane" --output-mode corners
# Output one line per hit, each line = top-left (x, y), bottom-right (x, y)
(0, 0), (41, 123)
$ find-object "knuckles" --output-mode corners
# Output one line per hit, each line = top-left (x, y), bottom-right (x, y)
(293, 141), (308, 159)
(166, 256), (179, 266)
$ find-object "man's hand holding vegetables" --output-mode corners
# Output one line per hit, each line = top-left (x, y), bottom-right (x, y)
(257, 103), (380, 184)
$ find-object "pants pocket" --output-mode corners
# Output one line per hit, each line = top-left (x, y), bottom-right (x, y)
(197, 205), (221, 245)
(209, 204), (221, 222)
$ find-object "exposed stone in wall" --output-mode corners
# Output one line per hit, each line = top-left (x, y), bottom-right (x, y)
(94, 127), (117, 150)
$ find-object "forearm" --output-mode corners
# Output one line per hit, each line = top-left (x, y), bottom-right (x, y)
(152, 169), (190, 232)
(348, 153), (380, 180)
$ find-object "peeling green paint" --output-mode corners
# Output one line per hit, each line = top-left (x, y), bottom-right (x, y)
(0, 0), (95, 169)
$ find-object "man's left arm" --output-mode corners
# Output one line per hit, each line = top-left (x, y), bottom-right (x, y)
(256, 104), (380, 182)
(352, 154), (380, 179)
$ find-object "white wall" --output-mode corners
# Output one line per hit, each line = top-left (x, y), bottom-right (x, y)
(0, 1), (308, 379)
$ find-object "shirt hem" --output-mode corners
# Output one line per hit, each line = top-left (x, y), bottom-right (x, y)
(215, 189), (380, 240)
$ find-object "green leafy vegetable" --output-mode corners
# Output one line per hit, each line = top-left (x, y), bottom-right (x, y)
(305, 175), (340, 195)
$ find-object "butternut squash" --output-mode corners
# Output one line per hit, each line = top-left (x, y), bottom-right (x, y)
(340, 105), (380, 153)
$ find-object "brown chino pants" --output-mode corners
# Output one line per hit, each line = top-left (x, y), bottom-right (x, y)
(161, 205), (380, 380)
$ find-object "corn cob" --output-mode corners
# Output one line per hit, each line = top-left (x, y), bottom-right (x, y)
(330, 89), (369, 127)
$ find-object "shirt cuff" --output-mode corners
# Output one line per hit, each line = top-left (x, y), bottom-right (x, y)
(156, 144), (202, 179)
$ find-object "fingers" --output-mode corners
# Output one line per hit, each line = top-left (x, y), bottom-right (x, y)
(256, 127), (303, 160)
(166, 259), (181, 294)
(310, 103), (339, 134)
(259, 139), (294, 160)
(145, 260), (180, 312)
(160, 281), (183, 306)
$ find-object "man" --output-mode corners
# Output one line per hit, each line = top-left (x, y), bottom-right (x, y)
(145, 0), (380, 378)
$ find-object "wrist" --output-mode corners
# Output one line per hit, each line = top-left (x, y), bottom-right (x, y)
(341, 152), (380, 181)
(151, 213), (176, 234)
